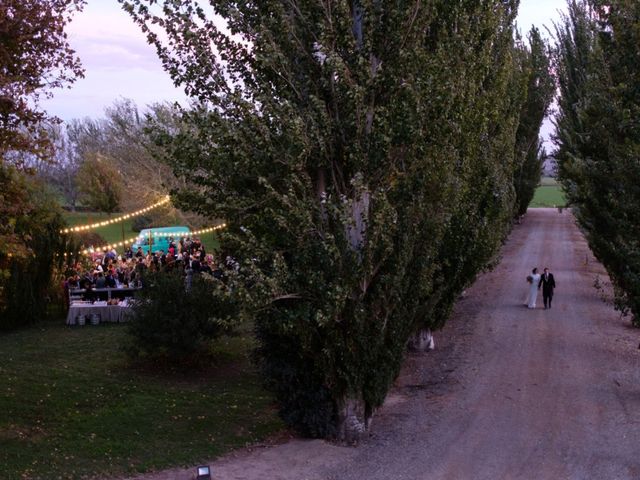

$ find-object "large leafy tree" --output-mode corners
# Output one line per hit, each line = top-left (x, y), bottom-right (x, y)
(554, 0), (640, 322)
(413, 2), (531, 339)
(51, 99), (199, 224)
(0, 0), (84, 162)
(513, 27), (555, 216)
(0, 163), (68, 329)
(47, 123), (83, 211)
(75, 153), (124, 215)
(122, 0), (528, 440)
(0, 0), (83, 327)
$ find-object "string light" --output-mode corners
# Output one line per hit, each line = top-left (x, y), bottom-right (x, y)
(151, 223), (227, 237)
(60, 196), (171, 234)
(191, 224), (227, 236)
(77, 223), (227, 256)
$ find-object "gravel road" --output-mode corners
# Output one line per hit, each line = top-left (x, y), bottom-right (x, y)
(129, 209), (640, 480)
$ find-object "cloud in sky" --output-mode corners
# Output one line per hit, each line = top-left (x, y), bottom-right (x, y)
(68, 4), (166, 71)
(518, 0), (566, 36)
(43, 1), (567, 123)
(43, 2), (186, 120)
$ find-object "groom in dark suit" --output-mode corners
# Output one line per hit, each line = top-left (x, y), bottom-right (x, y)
(538, 267), (556, 309)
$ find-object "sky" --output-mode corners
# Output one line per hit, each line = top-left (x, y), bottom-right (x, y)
(43, 0), (568, 126)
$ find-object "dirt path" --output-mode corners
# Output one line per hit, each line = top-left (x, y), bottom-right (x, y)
(128, 209), (640, 480)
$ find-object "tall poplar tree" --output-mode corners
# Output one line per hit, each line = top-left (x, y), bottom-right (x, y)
(555, 0), (640, 323)
(122, 0), (527, 439)
(412, 2), (528, 340)
(513, 28), (555, 216)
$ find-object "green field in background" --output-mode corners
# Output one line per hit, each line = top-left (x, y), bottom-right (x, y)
(539, 176), (559, 187)
(64, 211), (136, 245)
(529, 185), (567, 208)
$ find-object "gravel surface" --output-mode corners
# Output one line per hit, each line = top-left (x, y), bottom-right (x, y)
(125, 209), (640, 480)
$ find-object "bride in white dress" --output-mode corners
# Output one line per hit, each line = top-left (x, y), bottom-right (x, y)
(526, 268), (541, 309)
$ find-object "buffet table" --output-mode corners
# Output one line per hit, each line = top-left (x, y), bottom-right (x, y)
(66, 302), (133, 325)
(69, 287), (140, 302)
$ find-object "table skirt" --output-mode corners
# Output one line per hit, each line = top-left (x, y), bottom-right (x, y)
(66, 305), (133, 325)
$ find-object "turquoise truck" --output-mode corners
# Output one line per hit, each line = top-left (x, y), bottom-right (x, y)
(131, 226), (190, 254)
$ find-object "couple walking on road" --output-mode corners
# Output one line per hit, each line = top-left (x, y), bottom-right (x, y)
(525, 267), (555, 309)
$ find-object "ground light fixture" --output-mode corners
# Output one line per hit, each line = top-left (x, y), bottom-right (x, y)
(196, 465), (212, 479)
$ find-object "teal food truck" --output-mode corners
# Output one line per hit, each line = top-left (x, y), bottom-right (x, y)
(132, 226), (190, 254)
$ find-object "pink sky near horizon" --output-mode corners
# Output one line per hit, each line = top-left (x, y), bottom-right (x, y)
(43, 0), (567, 146)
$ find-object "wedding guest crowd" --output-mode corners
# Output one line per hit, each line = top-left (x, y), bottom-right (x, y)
(63, 235), (226, 303)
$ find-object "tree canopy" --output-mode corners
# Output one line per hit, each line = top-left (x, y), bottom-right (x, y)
(513, 28), (555, 216)
(554, 0), (640, 323)
(0, 0), (83, 327)
(75, 153), (123, 215)
(122, 0), (549, 440)
(0, 163), (68, 329)
(0, 0), (84, 162)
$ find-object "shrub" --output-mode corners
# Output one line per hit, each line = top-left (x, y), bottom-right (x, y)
(1, 164), (68, 330)
(126, 270), (239, 361)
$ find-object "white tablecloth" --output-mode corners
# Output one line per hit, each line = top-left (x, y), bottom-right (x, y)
(66, 304), (132, 325)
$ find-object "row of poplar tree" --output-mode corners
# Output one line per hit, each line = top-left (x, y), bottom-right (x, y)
(6, 0), (638, 443)
(554, 1), (640, 325)
(119, 0), (553, 440)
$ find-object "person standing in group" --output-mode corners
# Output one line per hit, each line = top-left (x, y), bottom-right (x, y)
(538, 267), (556, 309)
(526, 268), (541, 309)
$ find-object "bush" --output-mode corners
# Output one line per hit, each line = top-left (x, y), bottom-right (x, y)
(126, 270), (239, 361)
(1, 164), (68, 330)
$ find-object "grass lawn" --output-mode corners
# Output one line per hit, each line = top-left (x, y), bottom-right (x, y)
(63, 212), (220, 253)
(529, 185), (567, 208)
(0, 322), (282, 479)
(539, 176), (559, 187)
(64, 212), (137, 246)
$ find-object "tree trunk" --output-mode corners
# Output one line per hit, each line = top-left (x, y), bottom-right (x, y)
(407, 328), (435, 352)
(346, 189), (370, 253)
(336, 396), (372, 443)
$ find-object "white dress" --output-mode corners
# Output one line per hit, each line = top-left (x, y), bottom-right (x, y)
(527, 273), (541, 308)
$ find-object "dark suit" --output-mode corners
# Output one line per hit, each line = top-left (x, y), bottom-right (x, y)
(538, 272), (556, 309)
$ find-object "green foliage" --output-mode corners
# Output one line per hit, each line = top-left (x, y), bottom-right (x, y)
(0, 163), (71, 329)
(75, 152), (123, 215)
(513, 28), (555, 216)
(126, 270), (239, 361)
(55, 99), (202, 225)
(65, 100), (181, 208)
(0, 0), (84, 161)
(122, 0), (543, 440)
(416, 3), (529, 334)
(554, 0), (640, 324)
